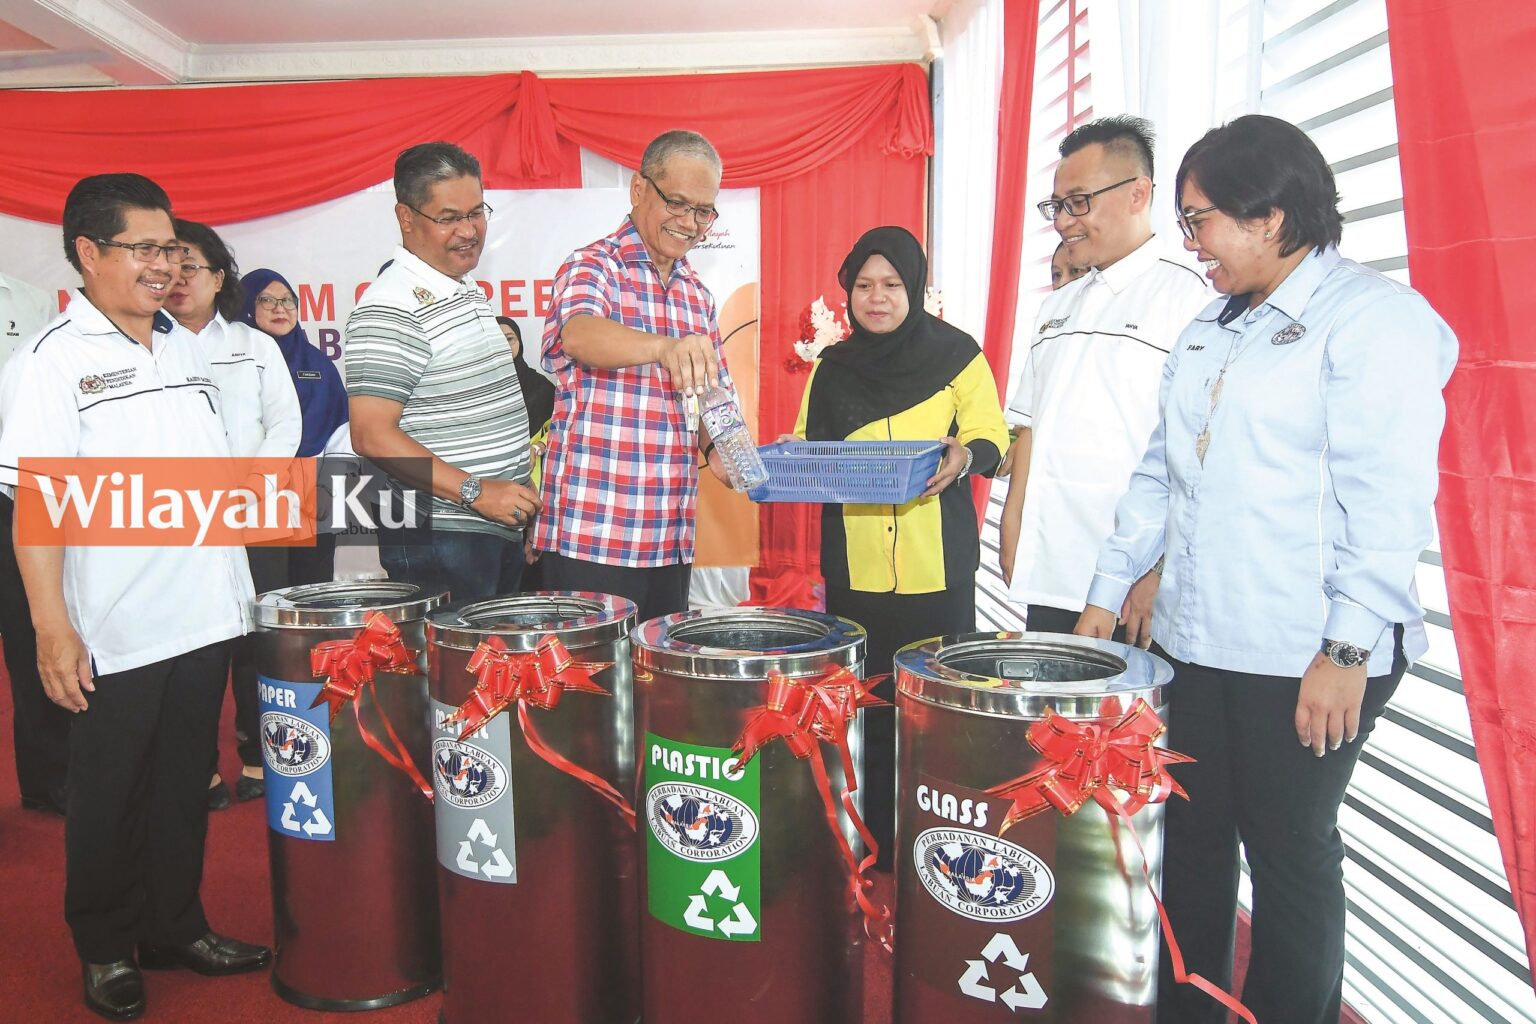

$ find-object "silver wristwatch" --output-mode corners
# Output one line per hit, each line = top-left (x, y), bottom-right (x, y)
(458, 475), (482, 510)
(1321, 638), (1369, 669)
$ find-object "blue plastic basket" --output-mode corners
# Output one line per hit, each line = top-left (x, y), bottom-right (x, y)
(747, 441), (945, 505)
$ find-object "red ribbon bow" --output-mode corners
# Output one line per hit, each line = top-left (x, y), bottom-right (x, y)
(445, 636), (634, 830)
(731, 668), (893, 951)
(308, 611), (434, 801)
(985, 698), (1255, 1024)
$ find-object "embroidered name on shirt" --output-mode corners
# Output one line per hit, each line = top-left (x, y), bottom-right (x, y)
(1039, 317), (1069, 334)
(1185, 344), (1206, 352)
(1125, 323), (1141, 330)
(1271, 323), (1306, 345)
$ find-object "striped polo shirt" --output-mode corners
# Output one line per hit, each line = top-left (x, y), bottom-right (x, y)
(345, 246), (531, 539)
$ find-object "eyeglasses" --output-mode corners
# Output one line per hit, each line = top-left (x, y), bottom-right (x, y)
(1176, 204), (1220, 241)
(643, 175), (719, 227)
(177, 261), (217, 278)
(404, 202), (493, 227)
(1036, 178), (1138, 221)
(90, 238), (192, 264)
(254, 295), (298, 311)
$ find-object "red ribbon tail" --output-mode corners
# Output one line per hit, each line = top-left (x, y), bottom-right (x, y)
(805, 738), (892, 953)
(351, 681), (434, 802)
(1104, 796), (1256, 1024)
(516, 702), (637, 830)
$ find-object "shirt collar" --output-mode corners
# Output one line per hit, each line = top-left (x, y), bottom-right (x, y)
(1217, 245), (1342, 326)
(612, 217), (698, 284)
(65, 289), (176, 344)
(1090, 234), (1163, 295)
(388, 245), (477, 298)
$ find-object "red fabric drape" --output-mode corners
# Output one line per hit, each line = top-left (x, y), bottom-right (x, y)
(0, 65), (931, 604)
(971, 0), (1041, 526)
(1387, 0), (1536, 984)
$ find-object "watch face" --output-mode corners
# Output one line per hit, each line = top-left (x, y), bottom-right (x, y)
(1328, 641), (1365, 668)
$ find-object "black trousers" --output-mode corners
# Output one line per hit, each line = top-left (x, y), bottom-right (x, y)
(824, 583), (977, 872)
(0, 494), (72, 803)
(286, 532), (336, 587)
(539, 552), (691, 625)
(218, 545), (290, 771)
(65, 641), (231, 963)
(1154, 630), (1406, 1024)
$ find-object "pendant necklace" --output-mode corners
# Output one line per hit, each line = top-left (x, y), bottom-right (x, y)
(1194, 334), (1242, 465)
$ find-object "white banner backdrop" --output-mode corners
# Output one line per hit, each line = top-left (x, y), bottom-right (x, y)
(0, 186), (762, 603)
(0, 184), (759, 379)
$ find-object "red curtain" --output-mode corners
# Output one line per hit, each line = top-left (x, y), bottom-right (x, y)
(0, 64), (933, 605)
(971, 0), (1041, 525)
(1387, 0), (1536, 983)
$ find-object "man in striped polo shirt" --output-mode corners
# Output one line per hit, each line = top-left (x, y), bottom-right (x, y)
(347, 142), (539, 600)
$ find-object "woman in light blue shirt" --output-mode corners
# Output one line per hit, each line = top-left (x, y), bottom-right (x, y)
(1077, 115), (1457, 1024)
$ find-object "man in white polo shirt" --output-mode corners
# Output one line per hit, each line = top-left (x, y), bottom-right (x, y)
(0, 269), (72, 816)
(1000, 116), (1210, 642)
(347, 141), (539, 601)
(0, 173), (270, 1020)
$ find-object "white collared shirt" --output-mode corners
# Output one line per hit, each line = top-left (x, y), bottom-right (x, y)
(195, 313), (303, 459)
(0, 271), (56, 370)
(1005, 237), (1211, 610)
(0, 291), (254, 675)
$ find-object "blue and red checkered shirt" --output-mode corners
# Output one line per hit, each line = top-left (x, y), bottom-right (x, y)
(534, 217), (732, 567)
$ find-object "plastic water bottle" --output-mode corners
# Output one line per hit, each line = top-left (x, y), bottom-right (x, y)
(699, 385), (768, 492)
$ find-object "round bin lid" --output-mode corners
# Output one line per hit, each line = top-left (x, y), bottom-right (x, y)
(632, 608), (865, 680)
(427, 591), (638, 651)
(253, 579), (448, 628)
(894, 631), (1172, 718)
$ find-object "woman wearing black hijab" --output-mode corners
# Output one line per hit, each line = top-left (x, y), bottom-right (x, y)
(791, 225), (1009, 864)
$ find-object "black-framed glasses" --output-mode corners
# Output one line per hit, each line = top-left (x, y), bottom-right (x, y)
(1036, 177), (1138, 221)
(643, 175), (719, 227)
(177, 261), (217, 278)
(1176, 204), (1220, 241)
(254, 295), (298, 311)
(91, 238), (192, 264)
(405, 201), (493, 227)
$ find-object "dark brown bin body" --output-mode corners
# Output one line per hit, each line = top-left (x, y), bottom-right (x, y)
(427, 593), (639, 1024)
(632, 609), (870, 1024)
(252, 580), (446, 1011)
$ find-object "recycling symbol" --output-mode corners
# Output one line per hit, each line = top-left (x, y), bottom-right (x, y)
(280, 781), (332, 837)
(681, 869), (757, 937)
(958, 933), (1048, 1012)
(456, 817), (514, 880)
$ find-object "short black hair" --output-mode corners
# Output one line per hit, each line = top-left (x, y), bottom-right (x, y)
(62, 173), (173, 273)
(173, 219), (243, 321)
(1176, 114), (1342, 258)
(394, 142), (481, 209)
(1060, 115), (1155, 179)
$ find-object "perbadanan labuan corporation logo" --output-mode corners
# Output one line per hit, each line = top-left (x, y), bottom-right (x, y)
(260, 713), (331, 777)
(914, 827), (1055, 922)
(432, 738), (508, 810)
(647, 782), (759, 862)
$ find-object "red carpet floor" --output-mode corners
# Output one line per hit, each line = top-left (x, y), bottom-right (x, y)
(0, 641), (1362, 1023)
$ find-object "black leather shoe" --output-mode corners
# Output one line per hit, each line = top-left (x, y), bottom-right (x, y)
(138, 932), (271, 976)
(82, 959), (145, 1020)
(234, 775), (264, 802)
(206, 781), (231, 811)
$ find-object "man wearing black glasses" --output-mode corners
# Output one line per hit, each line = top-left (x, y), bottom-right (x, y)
(533, 129), (737, 622)
(999, 115), (1210, 646)
(0, 173), (270, 1020)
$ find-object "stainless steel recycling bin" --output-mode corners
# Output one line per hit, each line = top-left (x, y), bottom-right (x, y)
(252, 579), (447, 1010)
(632, 608), (871, 1024)
(892, 632), (1175, 1024)
(426, 593), (640, 1024)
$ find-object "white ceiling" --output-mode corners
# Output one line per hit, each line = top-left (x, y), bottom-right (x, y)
(0, 0), (949, 88)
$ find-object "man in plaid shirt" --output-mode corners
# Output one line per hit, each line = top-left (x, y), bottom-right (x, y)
(535, 130), (736, 620)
